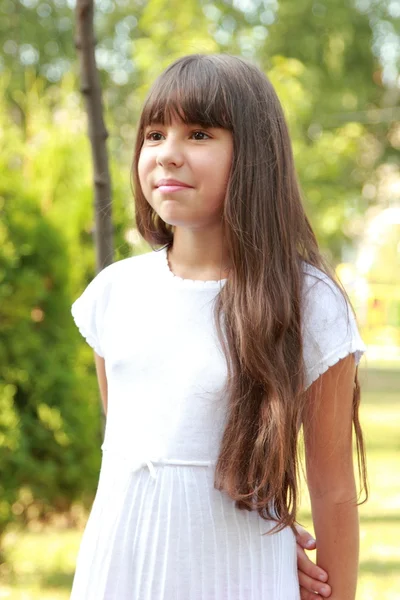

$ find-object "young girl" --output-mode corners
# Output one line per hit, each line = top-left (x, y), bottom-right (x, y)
(70, 54), (367, 600)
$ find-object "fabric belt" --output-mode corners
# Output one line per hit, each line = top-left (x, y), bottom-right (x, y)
(101, 446), (215, 479)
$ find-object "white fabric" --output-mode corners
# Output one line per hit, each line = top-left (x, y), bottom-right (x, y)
(301, 262), (366, 390)
(70, 247), (366, 600)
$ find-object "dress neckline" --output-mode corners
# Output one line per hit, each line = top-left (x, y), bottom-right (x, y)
(157, 246), (228, 290)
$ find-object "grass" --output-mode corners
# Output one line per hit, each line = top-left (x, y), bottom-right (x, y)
(0, 365), (399, 599)
(0, 529), (78, 599)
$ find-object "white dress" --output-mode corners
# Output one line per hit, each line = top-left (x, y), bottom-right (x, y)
(70, 247), (366, 600)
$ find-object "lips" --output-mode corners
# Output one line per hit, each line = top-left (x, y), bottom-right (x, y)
(155, 178), (193, 188)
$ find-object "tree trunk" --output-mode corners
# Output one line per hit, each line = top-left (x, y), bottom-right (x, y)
(75, 0), (113, 274)
(75, 0), (112, 434)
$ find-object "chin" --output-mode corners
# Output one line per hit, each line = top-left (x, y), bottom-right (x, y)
(160, 213), (200, 229)
(161, 217), (188, 228)
(158, 205), (187, 227)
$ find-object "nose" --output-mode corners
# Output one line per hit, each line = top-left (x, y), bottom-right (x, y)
(156, 136), (184, 168)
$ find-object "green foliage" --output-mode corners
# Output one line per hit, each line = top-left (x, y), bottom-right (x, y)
(262, 0), (380, 113)
(0, 74), (134, 545)
(0, 184), (99, 541)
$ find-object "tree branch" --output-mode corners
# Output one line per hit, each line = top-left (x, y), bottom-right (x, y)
(75, 0), (113, 273)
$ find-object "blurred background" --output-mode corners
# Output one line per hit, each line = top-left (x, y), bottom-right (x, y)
(0, 0), (399, 598)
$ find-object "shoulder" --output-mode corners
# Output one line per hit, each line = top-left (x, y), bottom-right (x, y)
(301, 261), (342, 299)
(70, 250), (161, 356)
(301, 261), (349, 321)
(300, 261), (366, 389)
(300, 260), (350, 333)
(72, 249), (160, 315)
(92, 249), (160, 288)
(101, 248), (159, 275)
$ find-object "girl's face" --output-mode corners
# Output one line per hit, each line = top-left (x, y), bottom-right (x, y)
(138, 116), (233, 230)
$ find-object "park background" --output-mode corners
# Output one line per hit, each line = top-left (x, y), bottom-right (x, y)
(0, 0), (399, 598)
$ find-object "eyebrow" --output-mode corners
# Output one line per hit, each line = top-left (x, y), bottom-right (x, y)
(145, 122), (220, 132)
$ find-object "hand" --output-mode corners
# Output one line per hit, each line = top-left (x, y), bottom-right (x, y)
(295, 524), (332, 599)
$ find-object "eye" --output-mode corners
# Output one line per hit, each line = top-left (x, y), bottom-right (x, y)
(145, 131), (164, 141)
(191, 130), (211, 141)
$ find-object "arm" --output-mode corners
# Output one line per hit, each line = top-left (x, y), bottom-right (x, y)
(94, 351), (108, 416)
(302, 354), (359, 600)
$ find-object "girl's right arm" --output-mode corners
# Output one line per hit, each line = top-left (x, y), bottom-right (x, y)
(94, 352), (108, 416)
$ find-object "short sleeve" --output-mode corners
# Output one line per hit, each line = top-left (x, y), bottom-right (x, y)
(71, 265), (113, 358)
(302, 265), (366, 390)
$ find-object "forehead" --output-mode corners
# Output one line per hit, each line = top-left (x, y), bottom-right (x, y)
(142, 102), (228, 130)
(144, 113), (216, 128)
(140, 73), (232, 131)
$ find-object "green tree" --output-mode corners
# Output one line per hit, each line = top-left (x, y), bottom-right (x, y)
(0, 184), (100, 545)
(0, 72), (135, 545)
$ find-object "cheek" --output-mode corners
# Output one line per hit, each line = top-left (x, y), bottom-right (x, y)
(223, 146), (234, 180)
(208, 152), (232, 197)
(137, 151), (152, 194)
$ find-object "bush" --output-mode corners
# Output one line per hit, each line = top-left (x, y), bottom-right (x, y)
(0, 183), (103, 547)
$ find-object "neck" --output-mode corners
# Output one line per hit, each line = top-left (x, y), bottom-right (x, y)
(168, 225), (231, 281)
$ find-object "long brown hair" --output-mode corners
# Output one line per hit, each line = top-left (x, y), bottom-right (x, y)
(132, 54), (368, 531)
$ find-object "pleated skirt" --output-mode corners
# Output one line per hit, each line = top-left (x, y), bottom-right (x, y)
(70, 451), (300, 599)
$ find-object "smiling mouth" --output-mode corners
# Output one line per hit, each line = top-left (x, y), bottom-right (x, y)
(155, 178), (194, 188)
(157, 184), (193, 193)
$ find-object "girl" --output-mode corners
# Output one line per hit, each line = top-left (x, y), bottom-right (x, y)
(70, 54), (367, 600)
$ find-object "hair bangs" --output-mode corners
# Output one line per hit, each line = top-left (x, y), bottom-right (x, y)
(140, 56), (233, 131)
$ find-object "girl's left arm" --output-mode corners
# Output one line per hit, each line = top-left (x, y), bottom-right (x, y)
(302, 354), (360, 600)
